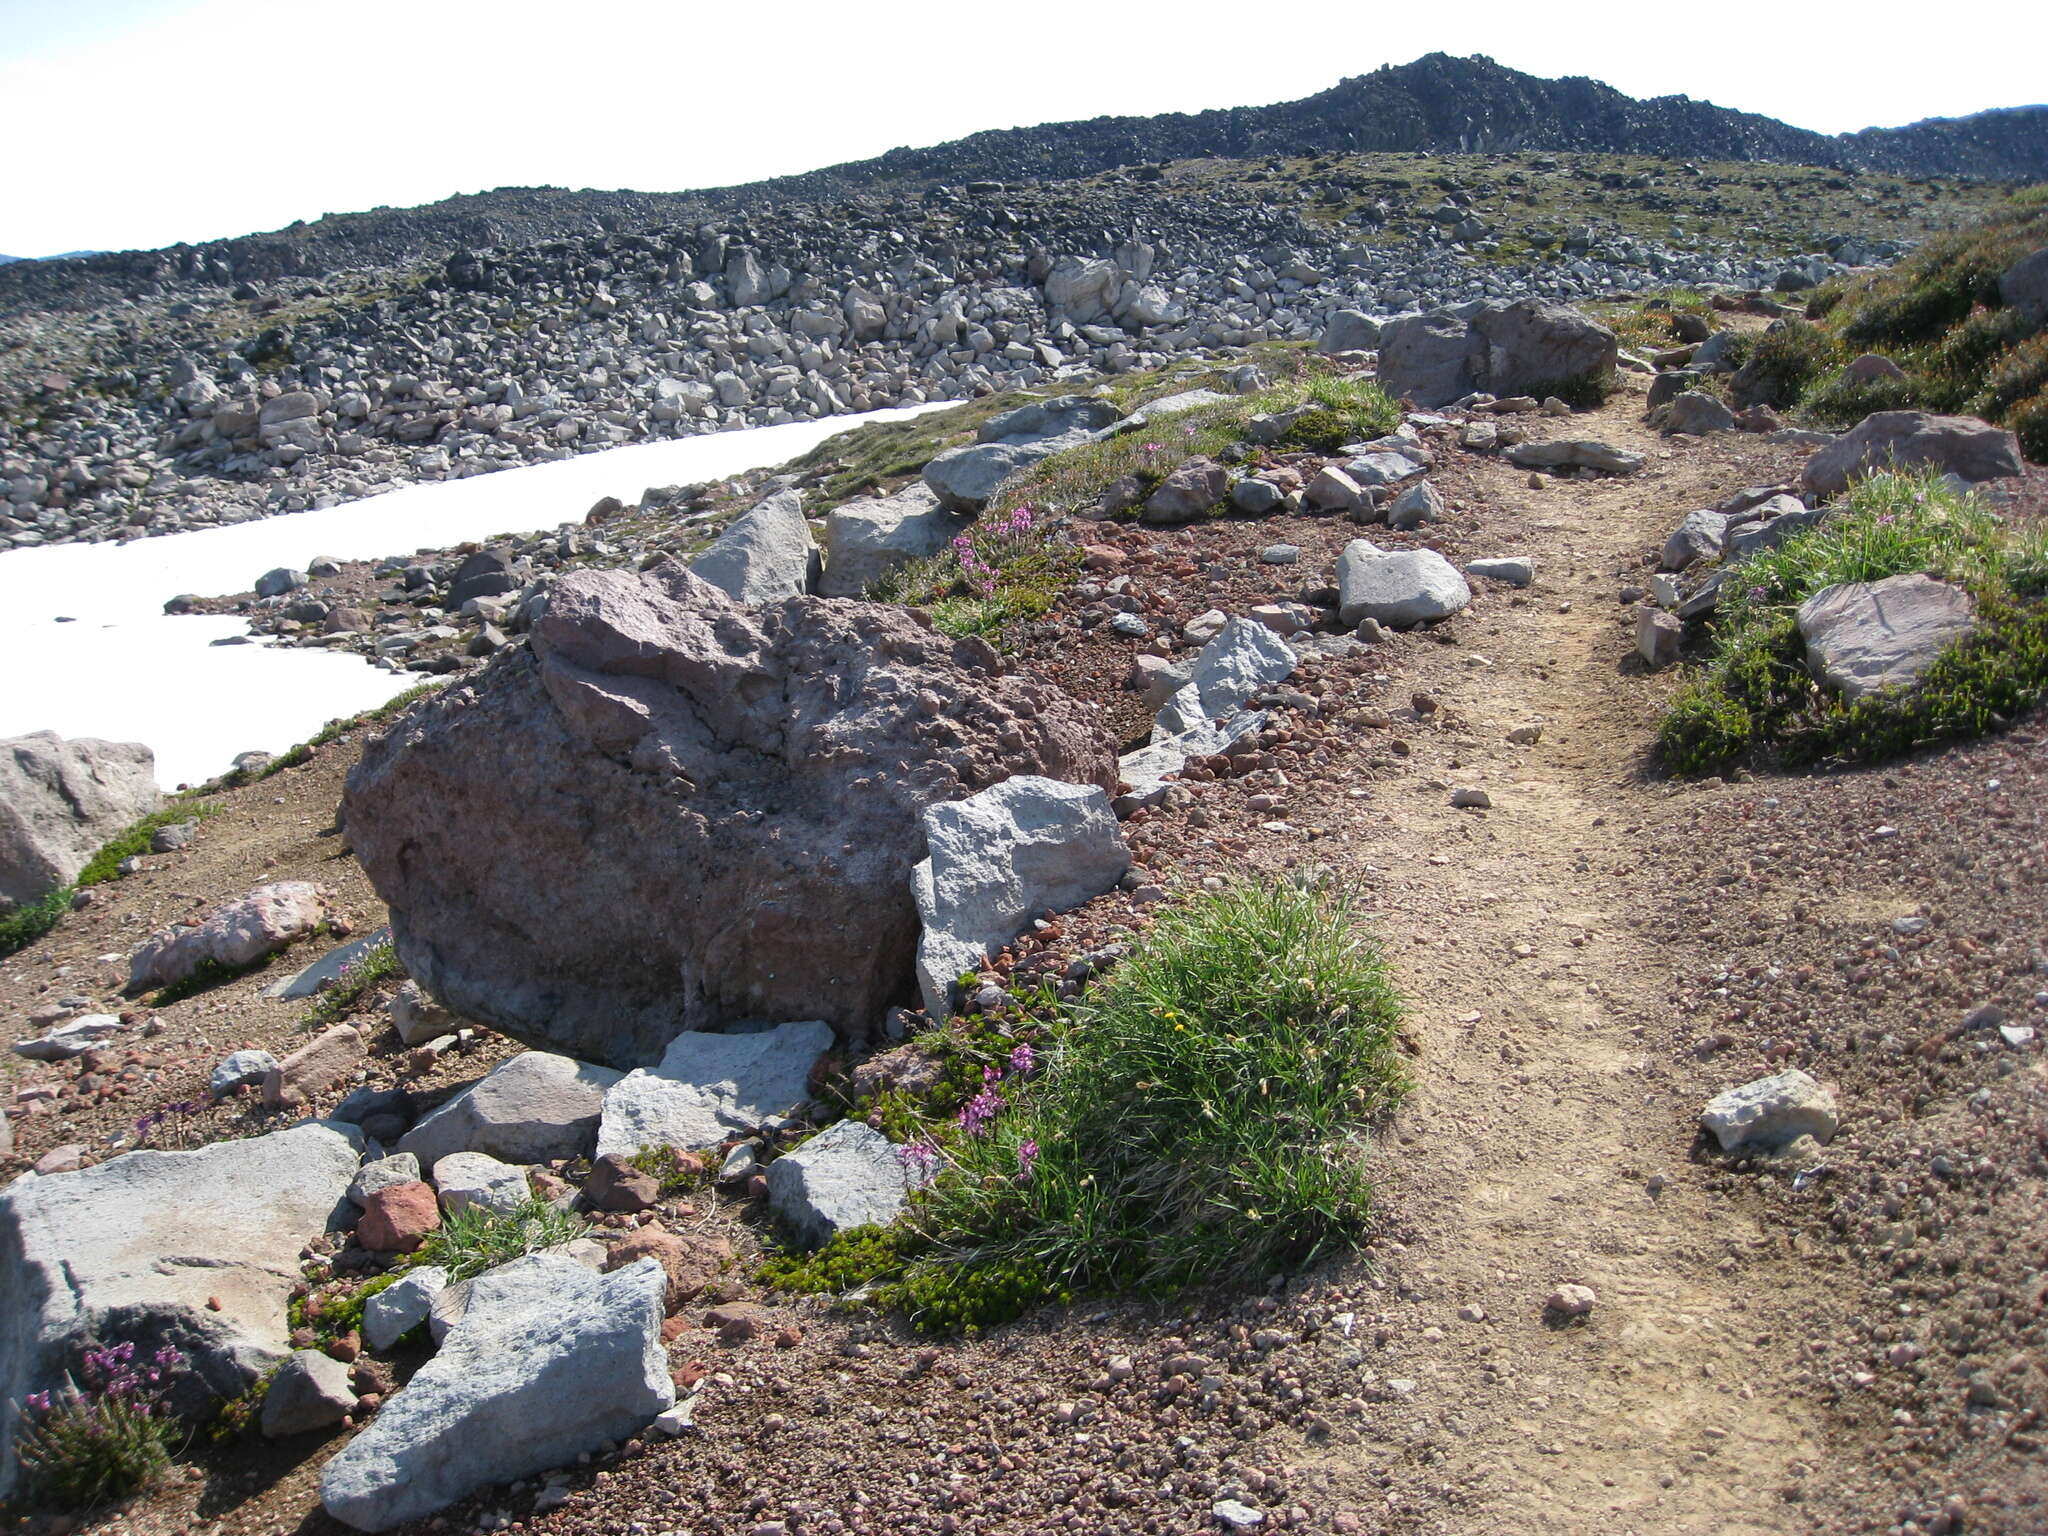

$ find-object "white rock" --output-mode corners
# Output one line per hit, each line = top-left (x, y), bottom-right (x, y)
(348, 1152), (421, 1205)
(0, 731), (159, 908)
(1336, 544), (1471, 628)
(818, 483), (968, 598)
(431, 1151), (530, 1215)
(596, 1021), (833, 1156)
(690, 488), (818, 605)
(1701, 1069), (1839, 1153)
(1795, 574), (1976, 701)
(1152, 618), (1297, 742)
(397, 1051), (621, 1167)
(362, 1266), (449, 1352)
(765, 1119), (913, 1249)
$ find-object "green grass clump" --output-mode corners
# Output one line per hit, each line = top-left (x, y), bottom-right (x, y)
(415, 1197), (586, 1282)
(0, 885), (72, 959)
(758, 1225), (910, 1295)
(302, 939), (401, 1027)
(1657, 469), (2048, 775)
(869, 501), (1079, 639)
(802, 879), (1408, 1334)
(1730, 319), (1840, 410)
(74, 801), (222, 888)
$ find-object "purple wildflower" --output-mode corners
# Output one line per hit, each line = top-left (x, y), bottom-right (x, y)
(1016, 1139), (1040, 1182)
(23, 1391), (50, 1414)
(1008, 1041), (1036, 1076)
(957, 1067), (1005, 1136)
(896, 1139), (940, 1181)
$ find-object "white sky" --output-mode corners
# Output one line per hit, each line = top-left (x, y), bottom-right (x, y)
(1, 0), (2042, 258)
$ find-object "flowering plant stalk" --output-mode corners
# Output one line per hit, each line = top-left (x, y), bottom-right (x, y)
(13, 1341), (186, 1511)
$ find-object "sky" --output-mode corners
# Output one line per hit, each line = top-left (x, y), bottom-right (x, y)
(2, 0), (2042, 258)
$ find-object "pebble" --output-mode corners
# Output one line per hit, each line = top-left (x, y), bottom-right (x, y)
(1451, 788), (1491, 809)
(1258, 544), (1300, 565)
(1547, 1284), (1597, 1318)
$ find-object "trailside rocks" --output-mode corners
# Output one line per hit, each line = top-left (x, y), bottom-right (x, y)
(261, 1350), (357, 1438)
(361, 1266), (449, 1352)
(0, 1120), (364, 1496)
(1702, 1069), (1840, 1153)
(1796, 574), (1977, 700)
(1503, 438), (1645, 475)
(431, 1151), (530, 1215)
(689, 488), (818, 605)
(1663, 391), (1737, 436)
(127, 881), (327, 991)
(923, 396), (1121, 511)
(766, 1119), (914, 1249)
(318, 1255), (672, 1532)
(1152, 619), (1297, 742)
(912, 776), (1130, 1017)
(1799, 411), (2023, 497)
(1336, 543), (1472, 628)
(0, 732), (158, 908)
(343, 560), (1116, 1066)
(1377, 299), (1617, 408)
(596, 1020), (834, 1156)
(396, 1051), (622, 1167)
(819, 483), (969, 597)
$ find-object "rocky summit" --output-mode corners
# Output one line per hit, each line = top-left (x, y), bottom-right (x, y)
(2, 39), (2046, 1536)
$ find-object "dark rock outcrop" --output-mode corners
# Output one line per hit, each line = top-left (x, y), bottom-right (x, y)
(1378, 299), (1617, 408)
(343, 561), (1117, 1066)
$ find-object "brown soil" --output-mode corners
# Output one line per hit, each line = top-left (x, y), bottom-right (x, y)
(6, 378), (2043, 1536)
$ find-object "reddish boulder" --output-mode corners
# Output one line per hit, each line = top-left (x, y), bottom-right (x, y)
(605, 1227), (731, 1311)
(357, 1181), (441, 1253)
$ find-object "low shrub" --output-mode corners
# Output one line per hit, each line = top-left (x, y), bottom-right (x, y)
(1657, 469), (2048, 774)
(75, 801), (221, 889)
(11, 1341), (185, 1512)
(0, 885), (72, 959)
(1732, 320), (1840, 410)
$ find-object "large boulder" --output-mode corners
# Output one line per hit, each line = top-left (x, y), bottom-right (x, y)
(923, 396), (1121, 511)
(127, 881), (327, 992)
(819, 483), (970, 598)
(343, 561), (1116, 1066)
(1316, 310), (1381, 356)
(319, 1255), (672, 1531)
(0, 1121), (363, 1496)
(912, 776), (1129, 1016)
(1336, 543), (1472, 628)
(0, 732), (158, 908)
(1377, 299), (1617, 408)
(397, 1051), (622, 1167)
(596, 1020), (833, 1155)
(690, 488), (818, 605)
(2001, 246), (2048, 324)
(766, 1119), (913, 1249)
(1799, 411), (2024, 497)
(1795, 574), (1977, 700)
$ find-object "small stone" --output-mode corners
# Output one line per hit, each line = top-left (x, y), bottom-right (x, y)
(1701, 1069), (1839, 1153)
(1546, 1284), (1597, 1318)
(1450, 788), (1491, 810)
(1506, 724), (1542, 746)
(1259, 544), (1300, 566)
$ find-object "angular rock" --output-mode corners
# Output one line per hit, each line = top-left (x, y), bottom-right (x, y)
(361, 1266), (448, 1352)
(1115, 711), (1265, 815)
(127, 881), (326, 992)
(0, 1121), (363, 1496)
(1152, 619), (1297, 742)
(1303, 466), (1366, 512)
(210, 1047), (279, 1097)
(259, 927), (391, 1000)
(431, 1152), (530, 1216)
(1664, 391), (1737, 436)
(357, 1181), (441, 1252)
(819, 483), (970, 597)
(13, 1014), (122, 1061)
(923, 396), (1120, 511)
(1503, 439), (1644, 475)
(1701, 1069), (1839, 1153)
(318, 1255), (672, 1531)
(387, 980), (457, 1046)
(398, 1051), (621, 1167)
(261, 1349), (357, 1438)
(1230, 477), (1287, 515)
(1141, 457), (1228, 524)
(1378, 299), (1616, 408)
(261, 1024), (365, 1110)
(1799, 411), (2024, 496)
(1341, 451), (1426, 488)
(1795, 574), (1976, 700)
(912, 776), (1130, 1017)
(690, 488), (818, 605)
(597, 1020), (833, 1156)
(348, 1152), (421, 1204)
(1660, 511), (1730, 572)
(1385, 479), (1446, 530)
(1727, 502), (1829, 558)
(1635, 606), (1682, 669)
(765, 1120), (913, 1250)
(1316, 310), (1381, 355)
(344, 561), (1115, 1065)
(0, 732), (158, 909)
(447, 550), (518, 609)
(604, 1228), (730, 1310)
(1465, 557), (1534, 587)
(1336, 544), (1471, 628)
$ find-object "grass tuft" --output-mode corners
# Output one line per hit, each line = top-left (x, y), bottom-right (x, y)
(302, 939), (402, 1028)
(1, 885), (73, 959)
(415, 1197), (586, 1282)
(75, 802), (222, 889)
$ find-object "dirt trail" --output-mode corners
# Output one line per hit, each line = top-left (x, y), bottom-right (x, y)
(1295, 397), (1833, 1532)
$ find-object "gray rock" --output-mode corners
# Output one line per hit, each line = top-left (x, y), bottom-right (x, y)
(596, 1020), (834, 1156)
(1726, 503), (1829, 558)
(0, 1121), (363, 1496)
(1795, 573), (1976, 700)
(209, 1047), (280, 1097)
(1635, 606), (1682, 669)
(2000, 245), (2048, 324)
(348, 1152), (422, 1205)
(766, 1119), (912, 1249)
(1660, 511), (1730, 572)
(1385, 479), (1446, 530)
(1153, 618), (1297, 742)
(431, 1151), (530, 1215)
(343, 561), (1116, 1067)
(0, 732), (159, 909)
(1504, 439), (1645, 475)
(1691, 331), (1743, 371)
(398, 1052), (621, 1168)
(912, 776), (1130, 1017)
(260, 927), (391, 1000)
(1647, 369), (1706, 409)
(1378, 299), (1616, 408)
(690, 488), (818, 605)
(261, 1349), (357, 1438)
(1702, 1069), (1839, 1152)
(1141, 457), (1228, 524)
(361, 1265), (448, 1352)
(447, 550), (518, 609)
(1800, 411), (2023, 497)
(127, 881), (327, 991)
(387, 980), (457, 1046)
(318, 1255), (672, 1531)
(1230, 478), (1287, 515)
(819, 483), (969, 598)
(1336, 544), (1471, 628)
(1664, 391), (1737, 436)
(1465, 557), (1534, 587)
(254, 567), (307, 599)
(1304, 466), (1366, 512)
(1259, 544), (1299, 565)
(1115, 710), (1265, 814)
(922, 396), (1120, 511)
(1316, 310), (1381, 355)
(13, 1013), (122, 1061)
(1341, 451), (1426, 488)
(150, 820), (196, 853)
